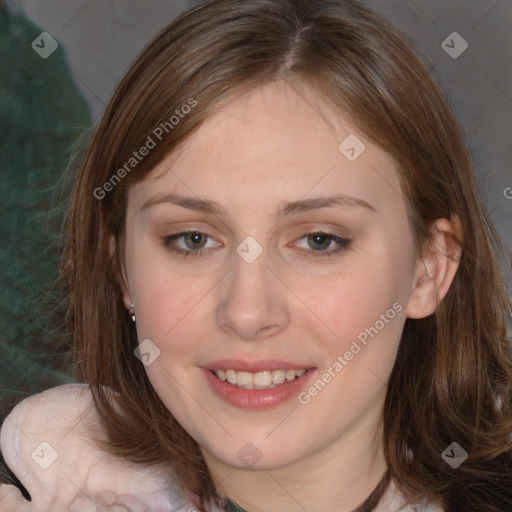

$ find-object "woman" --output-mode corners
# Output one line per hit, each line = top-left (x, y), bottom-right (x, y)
(1, 0), (511, 511)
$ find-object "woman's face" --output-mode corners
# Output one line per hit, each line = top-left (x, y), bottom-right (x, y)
(122, 81), (423, 470)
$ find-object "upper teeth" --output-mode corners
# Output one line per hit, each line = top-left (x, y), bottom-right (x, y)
(214, 369), (307, 389)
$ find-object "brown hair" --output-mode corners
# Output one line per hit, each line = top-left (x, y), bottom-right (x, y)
(61, 0), (512, 510)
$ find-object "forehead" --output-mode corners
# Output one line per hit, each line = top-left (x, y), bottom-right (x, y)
(130, 81), (404, 217)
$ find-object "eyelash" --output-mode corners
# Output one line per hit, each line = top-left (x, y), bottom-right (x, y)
(161, 231), (351, 259)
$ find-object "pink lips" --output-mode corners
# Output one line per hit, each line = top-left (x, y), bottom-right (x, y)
(201, 360), (316, 410)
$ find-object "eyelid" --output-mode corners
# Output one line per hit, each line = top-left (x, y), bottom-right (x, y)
(161, 229), (351, 260)
(162, 230), (222, 251)
(289, 232), (351, 258)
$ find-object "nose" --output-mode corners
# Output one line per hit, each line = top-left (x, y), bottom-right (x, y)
(216, 250), (290, 341)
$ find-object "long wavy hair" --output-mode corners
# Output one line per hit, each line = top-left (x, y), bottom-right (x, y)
(60, 0), (512, 510)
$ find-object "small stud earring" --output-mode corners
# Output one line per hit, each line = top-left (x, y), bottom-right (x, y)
(129, 304), (136, 322)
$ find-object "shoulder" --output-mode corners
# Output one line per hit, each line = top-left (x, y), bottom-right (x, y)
(2, 383), (95, 425)
(1, 384), (95, 460)
(0, 384), (208, 512)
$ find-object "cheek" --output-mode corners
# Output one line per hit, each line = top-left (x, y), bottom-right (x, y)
(133, 272), (206, 346)
(302, 263), (405, 340)
(125, 240), (196, 345)
(296, 244), (411, 386)
(295, 272), (407, 421)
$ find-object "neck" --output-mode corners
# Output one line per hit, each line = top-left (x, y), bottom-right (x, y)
(203, 394), (388, 512)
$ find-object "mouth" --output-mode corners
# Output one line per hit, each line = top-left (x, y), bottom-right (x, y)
(202, 359), (317, 409)
(203, 366), (316, 410)
(210, 368), (309, 389)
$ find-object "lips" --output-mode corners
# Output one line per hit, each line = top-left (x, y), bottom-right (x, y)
(201, 360), (316, 410)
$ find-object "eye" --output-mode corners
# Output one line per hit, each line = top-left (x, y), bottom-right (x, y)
(161, 230), (350, 260)
(162, 231), (220, 258)
(293, 231), (351, 257)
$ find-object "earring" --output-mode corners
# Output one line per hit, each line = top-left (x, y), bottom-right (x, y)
(129, 304), (136, 322)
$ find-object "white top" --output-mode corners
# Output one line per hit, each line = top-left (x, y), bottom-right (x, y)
(0, 384), (443, 512)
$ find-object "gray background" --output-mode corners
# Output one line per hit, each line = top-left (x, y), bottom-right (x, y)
(13, 0), (512, 267)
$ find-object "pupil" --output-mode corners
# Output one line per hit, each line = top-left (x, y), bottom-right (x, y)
(309, 233), (330, 250)
(186, 232), (206, 249)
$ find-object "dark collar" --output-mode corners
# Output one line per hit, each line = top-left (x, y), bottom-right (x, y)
(225, 498), (247, 512)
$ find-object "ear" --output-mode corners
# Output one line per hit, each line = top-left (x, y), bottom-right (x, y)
(406, 217), (462, 319)
(109, 234), (133, 310)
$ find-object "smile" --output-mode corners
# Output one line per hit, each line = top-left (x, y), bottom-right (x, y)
(202, 365), (316, 410)
(212, 369), (307, 389)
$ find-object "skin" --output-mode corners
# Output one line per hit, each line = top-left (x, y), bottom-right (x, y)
(119, 80), (460, 512)
(0, 80), (460, 512)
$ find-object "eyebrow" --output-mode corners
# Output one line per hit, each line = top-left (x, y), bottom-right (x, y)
(141, 192), (375, 216)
